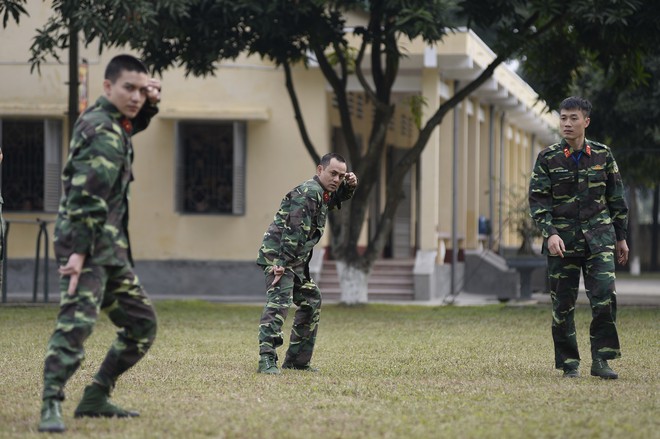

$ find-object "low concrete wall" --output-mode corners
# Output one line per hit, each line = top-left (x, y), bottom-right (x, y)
(3, 258), (265, 302)
(413, 250), (465, 302)
(463, 250), (520, 301)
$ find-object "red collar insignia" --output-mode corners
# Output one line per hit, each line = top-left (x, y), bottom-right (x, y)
(323, 191), (330, 204)
(564, 144), (591, 158)
(120, 118), (133, 134)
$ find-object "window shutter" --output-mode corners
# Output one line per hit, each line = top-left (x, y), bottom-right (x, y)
(174, 122), (185, 212)
(43, 119), (62, 212)
(232, 122), (246, 215)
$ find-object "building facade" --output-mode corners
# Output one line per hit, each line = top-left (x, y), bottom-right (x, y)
(0, 4), (557, 301)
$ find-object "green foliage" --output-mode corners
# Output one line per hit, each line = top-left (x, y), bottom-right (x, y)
(571, 54), (660, 188)
(0, 0), (26, 28)
(504, 176), (542, 255)
(520, 0), (657, 109)
(325, 45), (358, 73)
(1, 301), (658, 437)
(26, 0), (163, 73)
(406, 94), (427, 130)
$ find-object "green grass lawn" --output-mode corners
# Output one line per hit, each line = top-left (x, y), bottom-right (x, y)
(0, 301), (658, 438)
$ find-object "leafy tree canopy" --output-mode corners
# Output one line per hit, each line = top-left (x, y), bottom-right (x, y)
(519, 0), (660, 109)
(516, 1), (660, 188)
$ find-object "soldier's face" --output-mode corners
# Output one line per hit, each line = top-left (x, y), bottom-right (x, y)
(103, 70), (150, 119)
(316, 158), (347, 192)
(559, 108), (590, 142)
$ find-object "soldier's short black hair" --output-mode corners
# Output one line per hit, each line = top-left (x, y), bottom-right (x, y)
(559, 96), (592, 118)
(320, 152), (346, 168)
(105, 54), (148, 83)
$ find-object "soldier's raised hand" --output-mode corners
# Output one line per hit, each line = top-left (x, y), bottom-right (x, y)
(345, 172), (358, 187)
(146, 78), (161, 105)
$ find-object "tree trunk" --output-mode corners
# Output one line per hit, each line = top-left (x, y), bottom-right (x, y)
(336, 260), (369, 305)
(67, 24), (79, 139)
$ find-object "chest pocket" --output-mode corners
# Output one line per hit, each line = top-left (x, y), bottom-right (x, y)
(550, 169), (576, 196)
(588, 169), (607, 195)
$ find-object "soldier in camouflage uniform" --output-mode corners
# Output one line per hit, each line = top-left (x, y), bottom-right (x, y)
(529, 96), (629, 380)
(257, 153), (358, 374)
(38, 55), (162, 433)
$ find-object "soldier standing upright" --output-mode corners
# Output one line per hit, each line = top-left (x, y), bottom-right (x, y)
(529, 96), (629, 379)
(38, 54), (161, 433)
(256, 153), (358, 374)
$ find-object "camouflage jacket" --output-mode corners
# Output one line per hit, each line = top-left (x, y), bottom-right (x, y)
(528, 138), (628, 256)
(53, 96), (158, 266)
(257, 176), (355, 269)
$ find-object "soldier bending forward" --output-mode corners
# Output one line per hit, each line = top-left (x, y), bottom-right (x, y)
(256, 153), (358, 374)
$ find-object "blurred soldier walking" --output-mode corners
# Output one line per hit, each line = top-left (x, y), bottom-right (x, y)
(256, 153), (358, 374)
(529, 96), (629, 380)
(38, 54), (161, 433)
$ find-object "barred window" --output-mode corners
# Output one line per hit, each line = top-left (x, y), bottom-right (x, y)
(0, 118), (62, 212)
(176, 121), (246, 215)
(356, 94), (363, 119)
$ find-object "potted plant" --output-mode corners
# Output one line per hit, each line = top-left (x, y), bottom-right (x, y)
(503, 179), (547, 300)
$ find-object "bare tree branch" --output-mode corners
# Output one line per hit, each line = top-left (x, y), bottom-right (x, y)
(283, 61), (321, 165)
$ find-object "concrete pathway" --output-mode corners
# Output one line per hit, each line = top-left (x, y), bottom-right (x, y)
(449, 277), (660, 307)
(2, 277), (658, 307)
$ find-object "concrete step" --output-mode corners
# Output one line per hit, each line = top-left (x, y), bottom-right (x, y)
(317, 259), (415, 301)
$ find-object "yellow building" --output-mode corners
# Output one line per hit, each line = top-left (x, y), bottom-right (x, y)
(0, 3), (557, 301)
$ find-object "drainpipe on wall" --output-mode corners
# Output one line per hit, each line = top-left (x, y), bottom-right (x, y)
(488, 105), (495, 250)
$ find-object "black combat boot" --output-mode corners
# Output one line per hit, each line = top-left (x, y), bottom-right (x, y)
(257, 354), (281, 374)
(590, 359), (618, 379)
(38, 398), (65, 433)
(74, 383), (139, 418)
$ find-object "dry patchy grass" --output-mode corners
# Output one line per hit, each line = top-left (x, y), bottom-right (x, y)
(0, 301), (658, 438)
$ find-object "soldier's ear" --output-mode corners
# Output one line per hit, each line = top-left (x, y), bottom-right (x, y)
(584, 117), (590, 128)
(103, 79), (112, 97)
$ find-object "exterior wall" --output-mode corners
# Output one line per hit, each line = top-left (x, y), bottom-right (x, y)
(0, 4), (332, 265)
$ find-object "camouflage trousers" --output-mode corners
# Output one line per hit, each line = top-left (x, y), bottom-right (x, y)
(548, 252), (620, 371)
(42, 262), (157, 400)
(258, 267), (321, 367)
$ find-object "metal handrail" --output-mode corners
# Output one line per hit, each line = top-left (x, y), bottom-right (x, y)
(1, 219), (54, 303)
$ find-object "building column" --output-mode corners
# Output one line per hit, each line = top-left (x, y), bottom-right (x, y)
(465, 99), (481, 249)
(418, 67), (441, 252)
